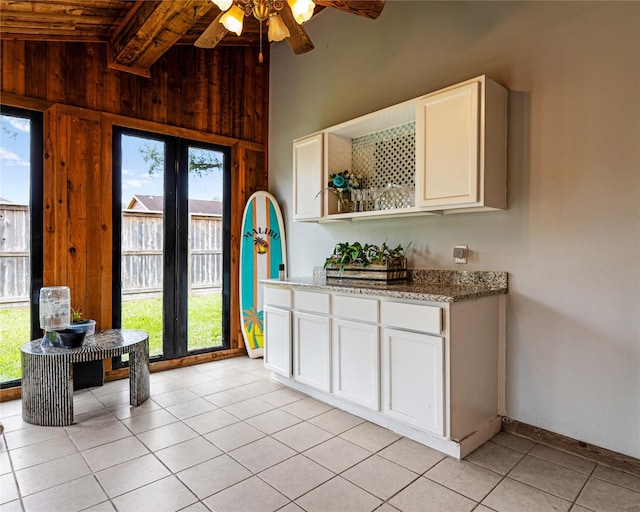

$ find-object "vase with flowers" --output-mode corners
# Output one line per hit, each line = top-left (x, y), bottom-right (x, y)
(317, 170), (360, 213)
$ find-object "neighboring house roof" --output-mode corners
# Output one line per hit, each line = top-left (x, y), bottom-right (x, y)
(0, 197), (27, 207)
(126, 195), (222, 215)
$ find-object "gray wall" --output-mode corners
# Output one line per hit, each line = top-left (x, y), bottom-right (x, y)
(268, 1), (640, 458)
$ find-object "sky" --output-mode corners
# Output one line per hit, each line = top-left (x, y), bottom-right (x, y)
(0, 114), (31, 204)
(0, 115), (223, 206)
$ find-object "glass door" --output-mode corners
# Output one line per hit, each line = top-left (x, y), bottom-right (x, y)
(113, 128), (230, 364)
(184, 145), (227, 352)
(115, 132), (166, 359)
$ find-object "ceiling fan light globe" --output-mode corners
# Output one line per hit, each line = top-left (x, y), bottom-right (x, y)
(267, 13), (290, 42)
(211, 0), (234, 11)
(287, 0), (315, 24)
(220, 4), (245, 35)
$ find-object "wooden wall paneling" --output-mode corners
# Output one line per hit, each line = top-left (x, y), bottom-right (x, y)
(25, 42), (48, 100)
(46, 43), (65, 102)
(100, 118), (114, 331)
(104, 58), (121, 114)
(43, 105), (107, 323)
(208, 49), (222, 133)
(151, 54), (169, 125)
(10, 41), (26, 96)
(179, 47), (198, 130)
(83, 113), (107, 324)
(0, 42), (9, 91)
(137, 70), (154, 122)
(194, 49), (208, 132)
(2, 42), (268, 143)
(232, 49), (245, 140)
(254, 48), (268, 145)
(2, 40), (19, 94)
(218, 48), (233, 137)
(85, 44), (106, 111)
(43, 105), (69, 286)
(120, 71), (138, 120)
(166, 47), (183, 128)
(242, 46), (257, 142)
(63, 44), (87, 108)
(67, 114), (90, 309)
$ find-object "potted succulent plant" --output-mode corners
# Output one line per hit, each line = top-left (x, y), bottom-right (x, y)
(53, 308), (95, 348)
(70, 308), (96, 336)
(324, 241), (410, 283)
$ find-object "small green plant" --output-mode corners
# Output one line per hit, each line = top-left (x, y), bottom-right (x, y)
(324, 241), (411, 276)
(71, 308), (89, 324)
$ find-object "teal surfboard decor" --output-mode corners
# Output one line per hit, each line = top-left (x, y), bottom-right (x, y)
(239, 191), (287, 358)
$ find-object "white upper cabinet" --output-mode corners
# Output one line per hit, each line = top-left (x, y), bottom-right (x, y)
(415, 76), (507, 211)
(415, 81), (480, 208)
(292, 133), (324, 221)
(292, 75), (507, 221)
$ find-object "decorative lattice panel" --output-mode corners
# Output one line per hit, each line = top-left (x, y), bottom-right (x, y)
(351, 122), (415, 188)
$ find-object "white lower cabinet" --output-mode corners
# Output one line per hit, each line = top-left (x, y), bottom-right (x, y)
(263, 284), (503, 459)
(263, 306), (291, 378)
(332, 318), (380, 411)
(381, 327), (444, 436)
(293, 312), (331, 392)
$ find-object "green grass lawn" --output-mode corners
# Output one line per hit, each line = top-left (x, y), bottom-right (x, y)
(0, 307), (29, 382)
(0, 293), (223, 382)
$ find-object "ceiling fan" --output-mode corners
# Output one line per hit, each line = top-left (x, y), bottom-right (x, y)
(194, 0), (386, 59)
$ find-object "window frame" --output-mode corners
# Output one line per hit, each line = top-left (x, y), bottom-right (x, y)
(0, 105), (44, 388)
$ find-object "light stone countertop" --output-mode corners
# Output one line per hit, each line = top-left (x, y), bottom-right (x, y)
(261, 269), (507, 304)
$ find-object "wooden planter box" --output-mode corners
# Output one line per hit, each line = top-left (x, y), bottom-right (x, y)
(326, 257), (407, 285)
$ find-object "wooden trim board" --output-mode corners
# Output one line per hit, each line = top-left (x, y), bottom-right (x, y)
(502, 418), (640, 476)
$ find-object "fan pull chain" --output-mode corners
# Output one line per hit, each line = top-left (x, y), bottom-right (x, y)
(259, 19), (264, 63)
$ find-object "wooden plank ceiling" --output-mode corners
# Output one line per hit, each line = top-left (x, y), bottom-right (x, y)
(0, 0), (384, 76)
(0, 0), (294, 76)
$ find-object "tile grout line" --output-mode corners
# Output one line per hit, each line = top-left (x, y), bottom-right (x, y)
(3, 363), (639, 512)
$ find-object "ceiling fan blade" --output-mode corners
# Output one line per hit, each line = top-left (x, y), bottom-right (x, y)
(314, 0), (385, 19)
(280, 5), (315, 55)
(194, 12), (228, 49)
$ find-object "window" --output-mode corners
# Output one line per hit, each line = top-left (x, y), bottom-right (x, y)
(0, 106), (43, 387)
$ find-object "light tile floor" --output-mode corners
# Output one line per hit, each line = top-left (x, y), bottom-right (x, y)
(1, 356), (638, 512)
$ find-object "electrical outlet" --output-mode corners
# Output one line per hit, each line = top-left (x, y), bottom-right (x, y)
(454, 245), (468, 264)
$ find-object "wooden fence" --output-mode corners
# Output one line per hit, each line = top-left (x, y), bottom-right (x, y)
(0, 206), (223, 305)
(0, 204), (30, 304)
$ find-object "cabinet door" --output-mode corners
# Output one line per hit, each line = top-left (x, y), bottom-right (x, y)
(332, 318), (379, 410)
(264, 306), (292, 377)
(293, 312), (331, 392)
(381, 327), (445, 436)
(415, 81), (480, 208)
(293, 133), (323, 221)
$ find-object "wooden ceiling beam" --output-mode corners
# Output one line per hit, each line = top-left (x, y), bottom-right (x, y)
(108, 0), (214, 76)
(314, 0), (385, 19)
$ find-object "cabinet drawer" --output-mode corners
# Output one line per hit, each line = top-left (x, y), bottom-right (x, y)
(263, 286), (292, 308)
(294, 290), (330, 314)
(380, 301), (442, 334)
(332, 295), (378, 323)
